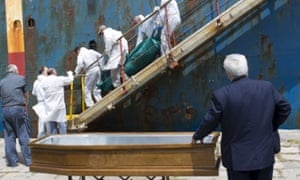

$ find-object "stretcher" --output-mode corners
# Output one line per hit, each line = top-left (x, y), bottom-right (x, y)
(29, 132), (220, 180)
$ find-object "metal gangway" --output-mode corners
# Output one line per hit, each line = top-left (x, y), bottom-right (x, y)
(68, 0), (266, 130)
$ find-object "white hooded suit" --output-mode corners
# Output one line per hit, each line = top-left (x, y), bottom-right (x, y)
(75, 47), (103, 107)
(102, 27), (129, 87)
(157, 0), (181, 54)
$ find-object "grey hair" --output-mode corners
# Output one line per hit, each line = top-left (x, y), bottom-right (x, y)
(223, 54), (248, 81)
(6, 64), (18, 73)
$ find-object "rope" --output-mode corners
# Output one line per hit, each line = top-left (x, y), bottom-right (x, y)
(162, 1), (177, 67)
(172, 32), (177, 47)
(119, 39), (126, 85)
(216, 0), (221, 15)
(215, 0), (222, 26)
(164, 4), (172, 52)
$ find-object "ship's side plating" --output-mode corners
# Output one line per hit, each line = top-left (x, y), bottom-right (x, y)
(88, 0), (300, 131)
(0, 0), (299, 135)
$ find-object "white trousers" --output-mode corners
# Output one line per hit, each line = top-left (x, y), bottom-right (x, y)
(110, 66), (128, 88)
(160, 16), (181, 54)
(85, 67), (102, 107)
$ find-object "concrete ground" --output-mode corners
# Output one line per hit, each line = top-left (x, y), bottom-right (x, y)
(0, 129), (299, 180)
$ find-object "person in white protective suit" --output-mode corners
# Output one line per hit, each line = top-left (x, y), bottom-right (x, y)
(74, 46), (103, 108)
(32, 66), (48, 138)
(133, 14), (156, 47)
(98, 25), (129, 88)
(41, 68), (74, 134)
(156, 0), (181, 55)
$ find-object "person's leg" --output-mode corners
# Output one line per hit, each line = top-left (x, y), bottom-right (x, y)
(160, 26), (168, 55)
(24, 111), (31, 136)
(118, 65), (128, 84)
(47, 121), (58, 134)
(91, 69), (102, 102)
(41, 120), (47, 137)
(227, 168), (251, 180)
(168, 16), (181, 36)
(160, 14), (181, 54)
(2, 107), (18, 166)
(84, 72), (95, 107)
(110, 68), (120, 88)
(37, 117), (45, 138)
(45, 121), (51, 135)
(58, 122), (67, 134)
(251, 165), (273, 180)
(33, 102), (46, 137)
(15, 107), (31, 166)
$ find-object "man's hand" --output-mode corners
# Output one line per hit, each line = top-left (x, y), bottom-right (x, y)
(191, 138), (202, 144)
(67, 71), (73, 77)
(154, 6), (160, 12)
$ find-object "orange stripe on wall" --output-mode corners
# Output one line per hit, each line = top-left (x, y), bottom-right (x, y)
(5, 0), (25, 75)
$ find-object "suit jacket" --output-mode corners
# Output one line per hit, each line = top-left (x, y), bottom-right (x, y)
(193, 77), (291, 171)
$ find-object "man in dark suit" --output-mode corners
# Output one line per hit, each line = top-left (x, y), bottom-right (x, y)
(191, 54), (291, 180)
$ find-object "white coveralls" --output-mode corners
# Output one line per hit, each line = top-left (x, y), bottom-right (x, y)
(102, 27), (129, 88)
(157, 0), (181, 54)
(135, 15), (155, 47)
(41, 73), (74, 134)
(75, 47), (103, 107)
(32, 74), (47, 138)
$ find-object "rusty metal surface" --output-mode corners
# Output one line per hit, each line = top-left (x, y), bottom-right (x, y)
(20, 0), (164, 135)
(0, 0), (8, 75)
(74, 0), (253, 128)
(87, 0), (300, 131)
(0, 0), (299, 134)
(0, 0), (6, 133)
(19, 0), (240, 134)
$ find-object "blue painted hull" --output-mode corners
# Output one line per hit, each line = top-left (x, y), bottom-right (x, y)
(0, 0), (299, 135)
(88, 0), (300, 131)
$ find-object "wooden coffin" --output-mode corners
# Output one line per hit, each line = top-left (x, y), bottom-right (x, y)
(29, 132), (220, 176)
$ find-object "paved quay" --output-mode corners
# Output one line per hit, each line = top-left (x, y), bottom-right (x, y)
(0, 129), (299, 180)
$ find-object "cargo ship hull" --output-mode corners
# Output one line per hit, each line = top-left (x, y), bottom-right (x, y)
(0, 0), (299, 135)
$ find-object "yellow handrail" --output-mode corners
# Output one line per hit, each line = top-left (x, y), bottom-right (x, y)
(67, 81), (74, 121)
(81, 75), (85, 111)
(67, 75), (86, 121)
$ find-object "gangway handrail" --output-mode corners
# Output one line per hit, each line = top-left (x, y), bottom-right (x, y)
(66, 74), (85, 122)
(72, 0), (266, 129)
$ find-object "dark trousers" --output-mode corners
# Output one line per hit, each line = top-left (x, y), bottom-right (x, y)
(227, 165), (273, 180)
(2, 106), (32, 166)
